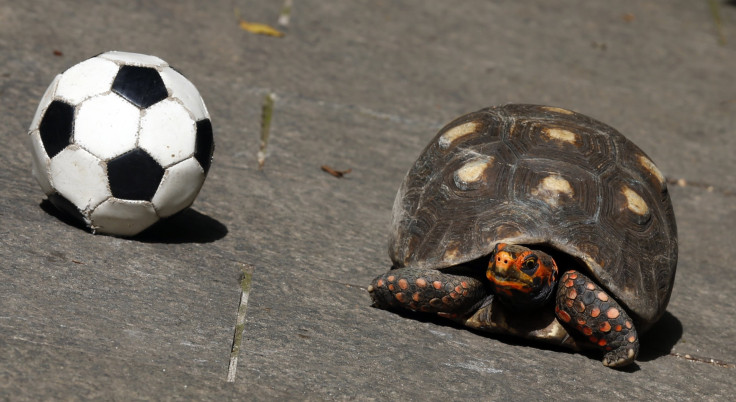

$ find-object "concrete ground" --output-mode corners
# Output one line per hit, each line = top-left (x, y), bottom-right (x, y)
(1, 0), (735, 399)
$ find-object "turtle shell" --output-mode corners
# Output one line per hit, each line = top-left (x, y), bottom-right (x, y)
(389, 104), (677, 328)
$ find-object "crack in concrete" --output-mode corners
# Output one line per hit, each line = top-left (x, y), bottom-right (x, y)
(226, 262), (255, 383)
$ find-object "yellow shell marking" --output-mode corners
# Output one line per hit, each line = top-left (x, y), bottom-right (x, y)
(622, 186), (649, 216)
(532, 175), (574, 207)
(455, 157), (493, 184)
(638, 155), (666, 187)
(439, 121), (479, 149)
(543, 128), (578, 145)
(541, 106), (574, 115)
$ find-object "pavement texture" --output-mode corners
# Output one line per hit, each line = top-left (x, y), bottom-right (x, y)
(1, 0), (735, 400)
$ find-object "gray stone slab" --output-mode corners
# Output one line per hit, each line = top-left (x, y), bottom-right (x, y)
(1, 0), (735, 400)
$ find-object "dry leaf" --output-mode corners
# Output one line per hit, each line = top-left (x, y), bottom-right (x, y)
(239, 20), (285, 37)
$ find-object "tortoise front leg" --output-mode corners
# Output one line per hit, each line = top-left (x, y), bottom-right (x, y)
(368, 267), (488, 318)
(555, 270), (639, 367)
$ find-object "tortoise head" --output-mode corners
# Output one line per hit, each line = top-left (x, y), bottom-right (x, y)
(486, 243), (559, 310)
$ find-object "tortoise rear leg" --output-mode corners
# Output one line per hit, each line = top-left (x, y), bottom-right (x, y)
(368, 267), (488, 319)
(555, 270), (639, 367)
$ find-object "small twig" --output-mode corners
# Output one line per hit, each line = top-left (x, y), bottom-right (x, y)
(227, 262), (255, 383)
(667, 178), (736, 197)
(321, 165), (352, 178)
(707, 0), (727, 45)
(257, 93), (276, 169)
(278, 0), (293, 27)
(670, 352), (735, 368)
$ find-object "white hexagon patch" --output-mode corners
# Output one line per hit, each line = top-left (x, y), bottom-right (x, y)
(139, 99), (196, 167)
(74, 93), (141, 160)
(49, 146), (111, 211)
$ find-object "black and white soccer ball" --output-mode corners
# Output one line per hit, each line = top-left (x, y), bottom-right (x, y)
(28, 51), (214, 236)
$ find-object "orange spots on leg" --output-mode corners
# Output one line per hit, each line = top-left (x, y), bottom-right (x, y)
(433, 281), (443, 290)
(566, 288), (578, 299)
(567, 272), (578, 280)
(387, 275), (395, 282)
(455, 285), (463, 294)
(615, 325), (623, 332)
(398, 279), (409, 290)
(565, 299), (574, 308)
(597, 292), (609, 302)
(585, 282), (596, 290)
(388, 284), (395, 291)
(582, 326), (593, 336)
(564, 279), (575, 288)
(575, 301), (586, 313)
(625, 320), (633, 329)
(577, 318), (586, 326)
(590, 307), (600, 318)
(460, 281), (469, 289)
(412, 292), (421, 302)
(376, 279), (384, 288)
(599, 321), (611, 332)
(442, 296), (452, 305)
(628, 335), (637, 343)
(394, 293), (406, 303)
(557, 309), (571, 323)
(415, 278), (427, 288)
(606, 308), (620, 319)
(598, 339), (608, 347)
(450, 291), (460, 299)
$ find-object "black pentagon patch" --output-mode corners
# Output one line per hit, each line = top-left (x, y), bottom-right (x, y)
(39, 100), (75, 158)
(194, 119), (214, 174)
(47, 192), (87, 228)
(108, 148), (165, 201)
(111, 66), (168, 108)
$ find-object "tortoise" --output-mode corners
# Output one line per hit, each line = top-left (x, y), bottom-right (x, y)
(368, 104), (677, 368)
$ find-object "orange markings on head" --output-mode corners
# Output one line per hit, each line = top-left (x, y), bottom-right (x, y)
(606, 308), (620, 319)
(433, 281), (443, 290)
(585, 282), (596, 290)
(597, 292), (609, 302)
(394, 293), (405, 303)
(415, 278), (427, 288)
(398, 279), (409, 290)
(557, 309), (571, 323)
(599, 321), (612, 332)
(590, 307), (601, 317)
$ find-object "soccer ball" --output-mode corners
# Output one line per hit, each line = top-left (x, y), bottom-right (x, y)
(28, 51), (214, 236)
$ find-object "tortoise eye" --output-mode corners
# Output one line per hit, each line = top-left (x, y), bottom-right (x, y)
(521, 257), (538, 274)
